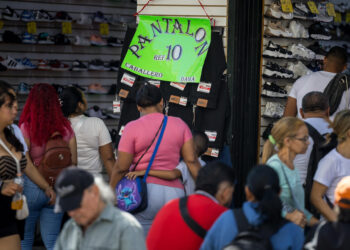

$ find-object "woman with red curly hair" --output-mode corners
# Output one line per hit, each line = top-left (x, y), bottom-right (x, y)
(19, 84), (77, 250)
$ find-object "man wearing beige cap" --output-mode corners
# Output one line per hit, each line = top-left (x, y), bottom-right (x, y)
(305, 176), (350, 250)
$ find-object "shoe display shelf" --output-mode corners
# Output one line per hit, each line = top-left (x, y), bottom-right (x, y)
(259, 0), (350, 157)
(0, 0), (136, 132)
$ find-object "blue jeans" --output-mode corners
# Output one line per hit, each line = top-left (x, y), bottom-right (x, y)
(21, 175), (63, 250)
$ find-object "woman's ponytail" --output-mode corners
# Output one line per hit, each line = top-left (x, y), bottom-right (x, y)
(247, 165), (282, 227)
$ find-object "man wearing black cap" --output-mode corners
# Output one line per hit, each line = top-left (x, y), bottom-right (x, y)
(54, 167), (146, 250)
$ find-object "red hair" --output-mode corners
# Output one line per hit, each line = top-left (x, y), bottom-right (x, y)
(19, 83), (73, 146)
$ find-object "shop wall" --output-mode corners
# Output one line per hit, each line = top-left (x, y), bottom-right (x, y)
(0, 0), (136, 130)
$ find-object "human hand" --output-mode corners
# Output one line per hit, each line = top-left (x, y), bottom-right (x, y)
(286, 210), (307, 228)
(44, 187), (56, 205)
(125, 171), (145, 180)
(1, 180), (23, 196)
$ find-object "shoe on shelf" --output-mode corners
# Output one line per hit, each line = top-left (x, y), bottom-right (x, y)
(87, 105), (107, 119)
(90, 35), (107, 46)
(2, 6), (20, 21)
(55, 11), (72, 22)
(293, 3), (316, 20)
(88, 59), (108, 71)
(73, 35), (90, 46)
(1, 56), (25, 70)
(263, 101), (284, 119)
(108, 14), (121, 25)
(109, 60), (120, 71)
(49, 60), (70, 71)
(107, 37), (123, 47)
(309, 23), (332, 40)
(263, 62), (294, 79)
(289, 43), (316, 60)
(76, 13), (92, 25)
(37, 59), (51, 70)
(2, 30), (22, 43)
(265, 21), (292, 37)
(307, 42), (327, 60)
(34, 9), (54, 22)
(289, 20), (309, 38)
(87, 83), (108, 94)
(71, 60), (88, 71)
(263, 41), (292, 59)
(54, 33), (71, 45)
(315, 3), (333, 23)
(265, 2), (283, 19)
(287, 61), (312, 78)
(261, 82), (288, 98)
(21, 10), (35, 22)
(22, 32), (37, 44)
(17, 58), (37, 70)
(37, 32), (55, 44)
(17, 82), (31, 95)
(92, 11), (107, 23)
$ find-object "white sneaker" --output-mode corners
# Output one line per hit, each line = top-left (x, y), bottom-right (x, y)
(289, 44), (316, 60)
(315, 3), (333, 23)
(265, 21), (292, 37)
(74, 35), (90, 46)
(263, 101), (284, 119)
(287, 61), (312, 78)
(77, 13), (92, 25)
(1, 56), (25, 70)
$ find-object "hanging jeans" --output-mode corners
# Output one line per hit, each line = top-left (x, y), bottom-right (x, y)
(21, 175), (63, 250)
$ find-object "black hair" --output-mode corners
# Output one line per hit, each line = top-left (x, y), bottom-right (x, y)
(195, 162), (235, 197)
(59, 87), (84, 117)
(193, 131), (209, 156)
(247, 165), (282, 227)
(136, 84), (162, 108)
(0, 82), (23, 152)
(0, 80), (14, 91)
(326, 46), (347, 67)
(302, 91), (329, 113)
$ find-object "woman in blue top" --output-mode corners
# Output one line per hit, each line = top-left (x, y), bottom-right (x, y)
(262, 117), (318, 228)
(201, 165), (304, 250)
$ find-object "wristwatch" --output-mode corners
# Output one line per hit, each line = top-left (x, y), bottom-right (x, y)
(0, 180), (3, 191)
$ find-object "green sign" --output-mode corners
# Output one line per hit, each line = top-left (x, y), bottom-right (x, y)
(121, 15), (211, 83)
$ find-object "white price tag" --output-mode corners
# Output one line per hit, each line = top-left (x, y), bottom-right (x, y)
(205, 130), (217, 142)
(170, 82), (186, 91)
(179, 96), (188, 106)
(147, 80), (161, 88)
(197, 82), (212, 94)
(113, 100), (121, 113)
(121, 73), (136, 87)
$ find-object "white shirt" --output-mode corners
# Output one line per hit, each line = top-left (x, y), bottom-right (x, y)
(176, 157), (206, 195)
(289, 71), (350, 120)
(314, 148), (350, 203)
(11, 124), (28, 153)
(293, 118), (332, 184)
(69, 115), (112, 175)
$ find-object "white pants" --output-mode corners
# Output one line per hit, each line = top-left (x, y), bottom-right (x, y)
(134, 183), (185, 236)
